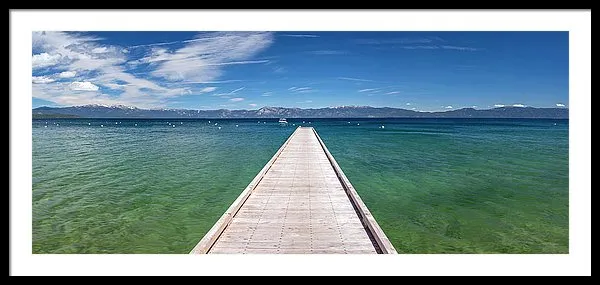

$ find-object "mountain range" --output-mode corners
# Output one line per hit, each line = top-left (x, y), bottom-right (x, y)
(32, 105), (569, 119)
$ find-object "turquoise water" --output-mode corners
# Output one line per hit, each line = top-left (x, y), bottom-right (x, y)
(32, 118), (568, 253)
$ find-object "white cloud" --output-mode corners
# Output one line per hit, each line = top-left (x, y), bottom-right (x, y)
(445, 106), (453, 109)
(288, 87), (314, 93)
(386, 91), (400, 95)
(92, 47), (109, 53)
(440, 45), (479, 51)
(280, 34), (319, 38)
(58, 71), (77, 78)
(401, 45), (479, 51)
(150, 32), (273, 82)
(406, 103), (411, 106)
(32, 52), (62, 69)
(229, 87), (245, 94)
(494, 104), (505, 108)
(472, 105), (478, 108)
(70, 81), (99, 91)
(32, 76), (55, 84)
(261, 92), (273, 97)
(358, 88), (379, 93)
(31, 32), (269, 108)
(556, 103), (566, 107)
(31, 32), (197, 107)
(199, 87), (217, 93)
(337, 77), (373, 82)
(249, 103), (257, 107)
(513, 104), (526, 107)
(185, 80), (244, 84)
(294, 87), (312, 92)
(309, 50), (347, 55)
(229, 97), (244, 102)
(402, 45), (439, 50)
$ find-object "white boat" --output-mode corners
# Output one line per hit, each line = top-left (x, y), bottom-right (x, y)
(278, 118), (288, 124)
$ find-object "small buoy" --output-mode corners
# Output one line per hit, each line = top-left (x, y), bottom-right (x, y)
(293, 124), (295, 126)
(44, 125), (47, 128)
(215, 123), (218, 125)
(172, 125), (175, 128)
(135, 123), (137, 126)
(303, 121), (305, 123)
(115, 122), (118, 124)
(357, 123), (360, 126)
(309, 122), (311, 124)
(180, 122), (183, 125)
(218, 126), (222, 130)
(257, 121), (260, 123)
(101, 124), (104, 127)
(348, 122), (350, 124)
(554, 123), (557, 126)
(56, 123), (59, 126)
(208, 121), (211, 124)
(235, 124), (239, 127)
(263, 122), (266, 124)
(381, 125), (385, 129)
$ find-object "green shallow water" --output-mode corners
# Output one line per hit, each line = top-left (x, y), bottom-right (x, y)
(32, 118), (568, 253)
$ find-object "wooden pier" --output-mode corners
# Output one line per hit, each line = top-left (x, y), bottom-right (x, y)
(190, 126), (396, 254)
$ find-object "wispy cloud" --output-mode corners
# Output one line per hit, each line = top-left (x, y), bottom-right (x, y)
(337, 77), (373, 82)
(358, 88), (379, 93)
(355, 37), (443, 45)
(556, 103), (566, 107)
(401, 45), (440, 50)
(199, 87), (217, 93)
(355, 36), (479, 52)
(213, 87), (245, 97)
(386, 91), (400, 95)
(308, 50), (348, 55)
(31, 31), (266, 108)
(401, 45), (480, 51)
(147, 32), (273, 82)
(229, 87), (245, 94)
(513, 104), (526, 107)
(296, 100), (313, 103)
(440, 45), (479, 51)
(32, 76), (55, 84)
(280, 34), (319, 38)
(273, 66), (286, 73)
(128, 35), (235, 49)
(445, 105), (453, 109)
(249, 103), (257, 107)
(494, 104), (505, 108)
(261, 92), (273, 97)
(185, 80), (244, 84)
(229, 97), (244, 102)
(288, 87), (315, 93)
(406, 103), (411, 106)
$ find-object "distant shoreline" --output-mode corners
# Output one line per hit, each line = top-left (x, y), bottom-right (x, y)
(32, 105), (569, 120)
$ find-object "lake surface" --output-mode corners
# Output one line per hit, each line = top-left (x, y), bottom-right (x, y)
(32, 118), (569, 253)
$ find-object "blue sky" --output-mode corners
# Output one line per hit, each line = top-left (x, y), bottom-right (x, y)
(32, 31), (568, 111)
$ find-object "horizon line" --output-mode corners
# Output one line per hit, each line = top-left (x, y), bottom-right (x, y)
(32, 104), (569, 113)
